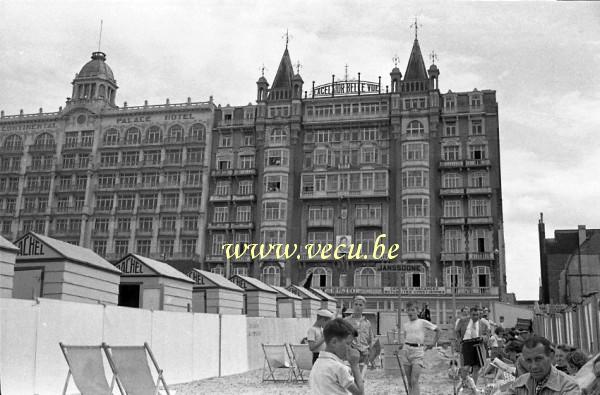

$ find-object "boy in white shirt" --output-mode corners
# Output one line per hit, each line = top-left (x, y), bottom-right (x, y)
(308, 309), (334, 364)
(309, 318), (364, 395)
(399, 301), (441, 395)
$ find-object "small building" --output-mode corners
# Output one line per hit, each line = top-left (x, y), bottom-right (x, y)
(0, 235), (18, 298)
(114, 254), (194, 312)
(12, 232), (121, 304)
(229, 275), (277, 317)
(310, 287), (338, 312)
(188, 269), (244, 314)
(270, 285), (302, 318)
(286, 285), (322, 318)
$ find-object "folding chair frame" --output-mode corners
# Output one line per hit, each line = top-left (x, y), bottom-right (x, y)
(102, 342), (171, 395)
(286, 344), (312, 383)
(59, 342), (123, 395)
(261, 344), (296, 383)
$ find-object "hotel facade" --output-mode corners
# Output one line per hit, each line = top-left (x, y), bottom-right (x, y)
(0, 37), (506, 318)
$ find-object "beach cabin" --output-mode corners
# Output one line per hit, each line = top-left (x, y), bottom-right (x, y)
(12, 232), (121, 304)
(310, 287), (338, 312)
(188, 269), (244, 314)
(229, 275), (277, 317)
(286, 285), (322, 318)
(270, 285), (302, 318)
(0, 235), (18, 298)
(114, 254), (194, 312)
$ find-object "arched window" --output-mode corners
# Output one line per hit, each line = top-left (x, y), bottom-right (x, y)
(354, 267), (380, 288)
(307, 267), (332, 288)
(269, 129), (288, 146)
(3, 135), (22, 150)
(98, 85), (106, 99)
(103, 129), (119, 146)
(34, 133), (54, 147)
(168, 125), (184, 142)
(262, 266), (280, 286)
(445, 266), (464, 288)
(211, 265), (224, 277)
(146, 126), (162, 144)
(124, 127), (140, 145)
(189, 123), (206, 142)
(406, 120), (424, 136)
(472, 266), (490, 289)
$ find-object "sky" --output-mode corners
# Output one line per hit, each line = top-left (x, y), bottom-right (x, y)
(1, 0), (599, 300)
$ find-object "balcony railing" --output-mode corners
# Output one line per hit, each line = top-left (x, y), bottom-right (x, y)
(233, 168), (256, 176)
(465, 159), (491, 167)
(0, 146), (24, 153)
(323, 286), (499, 296)
(300, 188), (389, 199)
(440, 188), (464, 196)
(209, 195), (231, 202)
(466, 216), (493, 225)
(439, 160), (464, 169)
(440, 217), (465, 225)
(232, 194), (255, 201)
(440, 252), (467, 261)
(211, 169), (234, 177)
(465, 187), (492, 195)
(307, 218), (335, 227)
(354, 218), (382, 227)
(230, 221), (254, 229)
(468, 252), (495, 260)
(28, 143), (57, 152)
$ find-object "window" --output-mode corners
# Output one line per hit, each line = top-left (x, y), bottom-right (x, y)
(56, 219), (68, 232)
(402, 170), (428, 188)
(139, 194), (157, 209)
(442, 173), (462, 188)
(471, 228), (491, 252)
(76, 176), (87, 189)
(402, 197), (429, 217)
(445, 266), (464, 287)
(313, 148), (329, 166)
(470, 95), (482, 108)
(165, 172), (180, 186)
(309, 206), (334, 222)
(361, 147), (377, 164)
(167, 125), (184, 142)
(143, 150), (161, 165)
(238, 180), (253, 195)
(117, 194), (135, 210)
(469, 199), (489, 217)
(402, 226), (430, 253)
(402, 143), (428, 161)
(261, 229), (286, 245)
(104, 129), (119, 145)
(362, 173), (374, 190)
(232, 267), (248, 276)
(307, 231), (333, 247)
(187, 148), (203, 164)
(211, 265), (225, 276)
(165, 149), (182, 164)
(472, 266), (490, 288)
(136, 240), (151, 256)
(444, 96), (456, 111)
(186, 171), (201, 186)
(3, 134), (23, 150)
(139, 217), (153, 231)
(94, 218), (109, 232)
(117, 218), (131, 231)
(125, 127), (141, 145)
(93, 240), (107, 256)
(235, 232), (250, 245)
(214, 206), (229, 222)
(78, 153), (89, 168)
(122, 151), (139, 166)
(146, 126), (162, 143)
(442, 146), (460, 161)
(62, 154), (76, 168)
(269, 129), (288, 145)
(406, 272), (424, 287)
(184, 193), (200, 208)
(443, 200), (462, 217)
(236, 206), (251, 222)
(265, 149), (289, 167)
(95, 195), (113, 211)
(239, 155), (255, 169)
(217, 157), (231, 170)
(34, 132), (55, 147)
(64, 132), (78, 148)
(262, 201), (286, 221)
(315, 130), (329, 143)
(159, 239), (174, 257)
(469, 171), (489, 188)
(215, 181), (231, 196)
(315, 175), (326, 192)
(219, 133), (231, 147)
(354, 230), (379, 254)
(182, 216), (198, 231)
(211, 233), (226, 255)
(406, 120), (424, 136)
(471, 120), (483, 135)
(181, 239), (197, 256)
(81, 131), (94, 147)
(264, 175), (287, 193)
(354, 267), (380, 288)
(243, 134), (254, 146)
(189, 124), (206, 142)
(469, 145), (487, 160)
(114, 240), (129, 257)
(262, 266), (280, 286)
(162, 193), (179, 209)
(444, 229), (464, 253)
(307, 267), (332, 288)
(444, 122), (457, 137)
(100, 152), (118, 167)
(98, 174), (116, 189)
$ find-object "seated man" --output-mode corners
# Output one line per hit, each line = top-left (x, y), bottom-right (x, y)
(506, 336), (580, 395)
(309, 318), (364, 395)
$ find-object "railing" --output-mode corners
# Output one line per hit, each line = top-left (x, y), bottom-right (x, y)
(232, 194), (255, 201)
(466, 216), (493, 225)
(440, 252), (467, 261)
(307, 219), (335, 227)
(0, 146), (24, 153)
(469, 252), (495, 260)
(230, 221), (254, 229)
(439, 160), (464, 168)
(300, 188), (389, 199)
(465, 187), (492, 194)
(209, 195), (232, 202)
(28, 144), (57, 152)
(233, 169), (256, 176)
(354, 218), (382, 227)
(465, 159), (491, 167)
(210, 169), (234, 177)
(111, 100), (212, 112)
(440, 188), (464, 196)
(440, 217), (465, 225)
(323, 286), (499, 296)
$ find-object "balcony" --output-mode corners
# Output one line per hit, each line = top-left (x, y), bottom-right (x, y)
(466, 187), (492, 195)
(62, 142), (93, 151)
(307, 218), (335, 227)
(158, 228), (177, 236)
(28, 143), (57, 152)
(182, 182), (202, 189)
(465, 159), (491, 168)
(401, 252), (431, 261)
(211, 169), (234, 177)
(180, 228), (199, 236)
(113, 229), (131, 238)
(115, 206), (135, 213)
(92, 229), (109, 237)
(137, 206), (156, 213)
(97, 161), (121, 170)
(140, 160), (162, 168)
(181, 205), (200, 212)
(163, 136), (185, 146)
(135, 228), (153, 237)
(446, 286), (499, 296)
(159, 205), (179, 212)
(205, 255), (225, 263)
(20, 207), (50, 215)
(469, 252), (495, 261)
(439, 160), (463, 169)
(440, 188), (464, 196)
(230, 221), (254, 229)
(163, 160), (183, 168)
(0, 166), (22, 173)
(441, 252), (467, 262)
(22, 186), (50, 194)
(139, 183), (159, 190)
(354, 217), (382, 227)
(232, 194), (255, 202)
(0, 146), (24, 153)
(440, 217), (465, 225)
(233, 168), (257, 176)
(209, 195), (232, 202)
(26, 164), (54, 172)
(185, 136), (206, 144)
(300, 188), (389, 200)
(467, 216), (493, 225)
(114, 183), (139, 191)
(54, 205), (83, 214)
(322, 286), (499, 296)
(207, 222), (230, 230)
(52, 228), (81, 236)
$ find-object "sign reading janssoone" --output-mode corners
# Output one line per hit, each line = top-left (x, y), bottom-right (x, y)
(313, 80), (380, 97)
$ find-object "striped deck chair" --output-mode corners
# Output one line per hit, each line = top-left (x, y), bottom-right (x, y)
(261, 344), (295, 383)
(102, 343), (170, 395)
(59, 343), (122, 395)
(287, 344), (313, 383)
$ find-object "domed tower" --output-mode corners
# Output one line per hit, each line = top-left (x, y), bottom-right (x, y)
(70, 51), (118, 107)
(428, 63), (439, 90)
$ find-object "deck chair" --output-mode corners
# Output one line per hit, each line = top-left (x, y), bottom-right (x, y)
(102, 343), (170, 395)
(287, 344), (313, 383)
(59, 343), (122, 395)
(261, 344), (295, 383)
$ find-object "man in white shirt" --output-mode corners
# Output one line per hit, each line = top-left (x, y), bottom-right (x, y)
(456, 307), (490, 383)
(308, 309), (334, 364)
(399, 301), (440, 395)
(309, 318), (364, 395)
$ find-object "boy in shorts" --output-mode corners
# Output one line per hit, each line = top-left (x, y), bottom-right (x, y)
(309, 318), (364, 395)
(399, 301), (440, 395)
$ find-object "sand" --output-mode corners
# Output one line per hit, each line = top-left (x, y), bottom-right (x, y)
(173, 348), (461, 395)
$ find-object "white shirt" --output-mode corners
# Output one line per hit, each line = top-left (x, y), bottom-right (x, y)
(463, 319), (481, 340)
(309, 351), (354, 395)
(307, 326), (326, 352)
(403, 318), (437, 344)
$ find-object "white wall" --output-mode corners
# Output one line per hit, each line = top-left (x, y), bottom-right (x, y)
(491, 301), (534, 328)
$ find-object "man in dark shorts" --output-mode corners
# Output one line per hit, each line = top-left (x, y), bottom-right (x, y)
(455, 306), (490, 383)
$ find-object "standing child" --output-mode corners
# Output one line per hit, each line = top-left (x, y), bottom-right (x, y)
(457, 367), (480, 395)
(308, 309), (334, 364)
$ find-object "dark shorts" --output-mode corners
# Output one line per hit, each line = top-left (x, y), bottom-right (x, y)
(462, 339), (486, 367)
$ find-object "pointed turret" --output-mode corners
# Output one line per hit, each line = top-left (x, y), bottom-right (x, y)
(404, 39), (429, 81)
(268, 48), (295, 101)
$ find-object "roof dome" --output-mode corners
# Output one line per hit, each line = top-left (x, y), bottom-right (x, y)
(78, 52), (115, 82)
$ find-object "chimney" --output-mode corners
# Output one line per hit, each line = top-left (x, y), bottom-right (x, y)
(578, 225), (587, 246)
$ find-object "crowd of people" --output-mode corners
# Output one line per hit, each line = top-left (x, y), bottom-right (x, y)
(305, 296), (600, 395)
